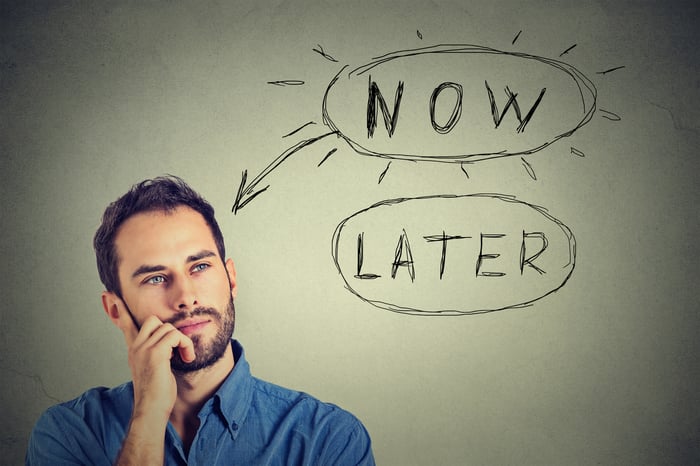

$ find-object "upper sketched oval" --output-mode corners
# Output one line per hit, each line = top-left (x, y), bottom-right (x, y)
(322, 44), (596, 162)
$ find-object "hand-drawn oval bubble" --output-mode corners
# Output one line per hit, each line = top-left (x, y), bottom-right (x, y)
(331, 194), (576, 315)
(322, 44), (596, 162)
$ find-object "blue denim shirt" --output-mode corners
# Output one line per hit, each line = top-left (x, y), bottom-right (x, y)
(26, 340), (374, 465)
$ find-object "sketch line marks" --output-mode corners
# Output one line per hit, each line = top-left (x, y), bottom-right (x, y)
(232, 131), (339, 214)
(378, 162), (391, 184)
(521, 157), (537, 180)
(512, 30), (522, 44)
(313, 44), (338, 62)
(424, 232), (472, 279)
(283, 121), (316, 138)
(6, 367), (62, 403)
(599, 109), (621, 121)
(571, 146), (585, 157)
(596, 65), (625, 75)
(268, 80), (305, 86)
(559, 44), (577, 57)
(485, 82), (547, 133)
(355, 232), (381, 279)
(318, 148), (338, 167)
(322, 44), (597, 163)
(332, 194), (576, 316)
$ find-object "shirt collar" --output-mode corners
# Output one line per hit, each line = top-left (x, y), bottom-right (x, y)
(209, 339), (253, 439)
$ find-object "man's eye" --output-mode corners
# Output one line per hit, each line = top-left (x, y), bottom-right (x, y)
(146, 275), (166, 285)
(193, 263), (209, 273)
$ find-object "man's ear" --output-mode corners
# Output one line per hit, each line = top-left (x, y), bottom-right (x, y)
(225, 258), (237, 299)
(102, 291), (126, 329)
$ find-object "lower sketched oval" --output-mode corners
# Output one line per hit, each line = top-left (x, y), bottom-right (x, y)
(331, 194), (576, 315)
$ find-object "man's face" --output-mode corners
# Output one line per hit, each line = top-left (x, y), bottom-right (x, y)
(110, 206), (237, 372)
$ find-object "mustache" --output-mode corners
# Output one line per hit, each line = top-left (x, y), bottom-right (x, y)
(164, 307), (220, 326)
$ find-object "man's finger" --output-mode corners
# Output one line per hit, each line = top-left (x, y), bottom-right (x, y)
(158, 328), (196, 363)
(177, 338), (196, 363)
(128, 315), (165, 347)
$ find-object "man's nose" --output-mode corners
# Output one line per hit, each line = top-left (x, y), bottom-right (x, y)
(170, 275), (198, 310)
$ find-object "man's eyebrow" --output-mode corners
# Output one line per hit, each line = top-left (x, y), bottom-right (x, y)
(130, 251), (217, 279)
(131, 264), (166, 279)
(186, 250), (217, 263)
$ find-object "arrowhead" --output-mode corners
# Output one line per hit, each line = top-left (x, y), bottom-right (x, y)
(232, 170), (269, 215)
(231, 131), (339, 215)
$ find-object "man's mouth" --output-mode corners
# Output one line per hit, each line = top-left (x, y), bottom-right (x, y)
(176, 318), (211, 336)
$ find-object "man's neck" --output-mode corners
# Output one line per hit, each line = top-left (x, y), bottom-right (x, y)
(169, 344), (235, 451)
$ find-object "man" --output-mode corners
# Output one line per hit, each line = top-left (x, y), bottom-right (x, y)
(26, 176), (375, 465)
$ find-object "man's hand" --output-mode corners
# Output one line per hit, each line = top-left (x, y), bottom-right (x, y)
(123, 315), (195, 422)
(114, 310), (196, 465)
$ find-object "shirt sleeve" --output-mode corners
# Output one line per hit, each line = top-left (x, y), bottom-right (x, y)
(26, 406), (113, 466)
(317, 413), (376, 466)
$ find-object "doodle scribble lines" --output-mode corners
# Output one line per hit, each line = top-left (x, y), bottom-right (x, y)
(332, 194), (576, 316)
(318, 148), (338, 167)
(559, 44), (577, 57)
(378, 162), (391, 184)
(322, 44), (598, 164)
(267, 80), (305, 86)
(232, 131), (339, 214)
(313, 44), (338, 63)
(521, 157), (537, 180)
(599, 109), (621, 121)
(233, 42), (619, 316)
(236, 43), (603, 214)
(596, 65), (625, 75)
(512, 30), (522, 44)
(283, 121), (317, 138)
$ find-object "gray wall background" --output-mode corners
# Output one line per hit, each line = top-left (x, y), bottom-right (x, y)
(2, 1), (699, 464)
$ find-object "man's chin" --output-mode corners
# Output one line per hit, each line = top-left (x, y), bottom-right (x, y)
(171, 350), (224, 373)
(170, 336), (230, 373)
(170, 299), (235, 374)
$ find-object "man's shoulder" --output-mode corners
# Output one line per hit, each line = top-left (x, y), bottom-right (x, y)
(53, 382), (134, 411)
(249, 376), (365, 428)
(244, 377), (375, 464)
(33, 381), (134, 438)
(27, 383), (134, 465)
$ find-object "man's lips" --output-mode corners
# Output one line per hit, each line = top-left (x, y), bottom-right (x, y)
(175, 318), (211, 336)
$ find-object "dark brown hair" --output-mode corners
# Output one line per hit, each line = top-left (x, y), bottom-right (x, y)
(93, 175), (226, 297)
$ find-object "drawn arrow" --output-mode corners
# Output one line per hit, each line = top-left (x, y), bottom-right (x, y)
(232, 130), (339, 214)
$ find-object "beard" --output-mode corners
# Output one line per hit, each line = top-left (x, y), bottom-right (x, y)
(165, 297), (236, 373)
